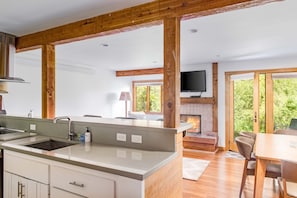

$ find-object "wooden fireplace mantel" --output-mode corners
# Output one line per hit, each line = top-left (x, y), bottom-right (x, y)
(180, 97), (215, 104)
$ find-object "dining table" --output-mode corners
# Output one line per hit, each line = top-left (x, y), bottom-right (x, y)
(254, 133), (297, 198)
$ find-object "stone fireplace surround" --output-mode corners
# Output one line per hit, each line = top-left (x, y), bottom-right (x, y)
(180, 103), (213, 133)
(181, 103), (218, 152)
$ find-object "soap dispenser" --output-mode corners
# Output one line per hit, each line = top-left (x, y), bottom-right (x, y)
(84, 127), (92, 143)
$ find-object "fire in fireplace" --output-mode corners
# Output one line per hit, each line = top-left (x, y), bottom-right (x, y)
(180, 114), (201, 133)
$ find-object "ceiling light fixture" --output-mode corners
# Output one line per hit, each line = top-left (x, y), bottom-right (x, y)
(189, 29), (198, 33)
(101, 43), (109, 47)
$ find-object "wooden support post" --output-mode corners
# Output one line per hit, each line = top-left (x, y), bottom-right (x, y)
(163, 17), (180, 128)
(266, 73), (274, 133)
(42, 44), (55, 119)
(212, 63), (218, 132)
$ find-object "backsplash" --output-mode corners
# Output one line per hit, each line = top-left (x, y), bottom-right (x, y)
(180, 104), (213, 133)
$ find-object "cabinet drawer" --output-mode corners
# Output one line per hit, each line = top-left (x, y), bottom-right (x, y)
(4, 150), (49, 184)
(51, 187), (84, 198)
(51, 165), (115, 198)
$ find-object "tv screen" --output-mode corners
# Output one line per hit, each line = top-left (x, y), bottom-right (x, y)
(181, 70), (206, 92)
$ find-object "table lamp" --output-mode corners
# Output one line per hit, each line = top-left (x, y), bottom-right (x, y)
(119, 91), (131, 117)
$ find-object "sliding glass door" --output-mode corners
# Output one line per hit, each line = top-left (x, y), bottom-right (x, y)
(228, 72), (261, 151)
(226, 69), (297, 151)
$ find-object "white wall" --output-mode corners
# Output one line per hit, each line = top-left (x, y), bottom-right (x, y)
(3, 50), (131, 118)
(4, 50), (297, 147)
(217, 56), (297, 147)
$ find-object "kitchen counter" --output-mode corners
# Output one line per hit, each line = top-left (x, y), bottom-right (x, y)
(1, 135), (177, 180)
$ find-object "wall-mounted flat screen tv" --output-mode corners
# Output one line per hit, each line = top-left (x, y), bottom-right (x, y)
(181, 70), (206, 92)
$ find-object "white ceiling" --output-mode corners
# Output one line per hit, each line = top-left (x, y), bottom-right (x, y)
(1, 0), (297, 71)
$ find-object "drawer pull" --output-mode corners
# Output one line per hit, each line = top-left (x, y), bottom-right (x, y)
(69, 181), (85, 188)
(17, 182), (21, 197)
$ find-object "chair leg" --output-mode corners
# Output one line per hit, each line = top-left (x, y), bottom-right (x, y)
(239, 160), (248, 198)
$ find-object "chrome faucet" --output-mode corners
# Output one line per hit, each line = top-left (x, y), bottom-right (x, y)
(53, 116), (76, 141)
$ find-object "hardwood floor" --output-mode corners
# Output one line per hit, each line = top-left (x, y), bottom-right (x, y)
(183, 149), (279, 198)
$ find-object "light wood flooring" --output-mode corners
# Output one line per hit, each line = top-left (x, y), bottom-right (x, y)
(183, 149), (279, 198)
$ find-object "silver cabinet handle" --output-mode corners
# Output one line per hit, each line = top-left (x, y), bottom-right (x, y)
(69, 181), (85, 188)
(17, 182), (25, 198)
(21, 183), (25, 198)
(17, 182), (21, 197)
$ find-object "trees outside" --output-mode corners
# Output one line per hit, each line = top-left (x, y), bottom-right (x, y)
(233, 79), (254, 137)
(273, 78), (297, 129)
(135, 84), (162, 113)
(234, 76), (297, 137)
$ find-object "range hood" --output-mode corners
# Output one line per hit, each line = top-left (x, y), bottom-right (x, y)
(0, 32), (26, 93)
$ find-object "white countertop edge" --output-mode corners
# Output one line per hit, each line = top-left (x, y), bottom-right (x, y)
(1, 136), (177, 180)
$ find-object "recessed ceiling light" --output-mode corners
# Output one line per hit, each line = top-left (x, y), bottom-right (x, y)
(189, 29), (198, 33)
(101, 43), (109, 47)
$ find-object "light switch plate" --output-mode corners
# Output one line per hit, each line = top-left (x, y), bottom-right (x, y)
(30, 124), (36, 131)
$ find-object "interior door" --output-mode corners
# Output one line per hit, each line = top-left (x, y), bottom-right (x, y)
(228, 72), (260, 151)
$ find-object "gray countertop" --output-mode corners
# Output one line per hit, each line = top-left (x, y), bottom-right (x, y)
(1, 135), (177, 180)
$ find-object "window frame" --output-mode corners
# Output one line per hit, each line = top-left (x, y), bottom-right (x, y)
(132, 80), (163, 114)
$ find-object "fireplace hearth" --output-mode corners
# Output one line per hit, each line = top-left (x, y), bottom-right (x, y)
(180, 114), (201, 133)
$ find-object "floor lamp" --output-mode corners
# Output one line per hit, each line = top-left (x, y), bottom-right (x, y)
(119, 91), (131, 117)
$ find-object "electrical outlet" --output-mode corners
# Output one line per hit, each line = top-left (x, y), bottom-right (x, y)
(116, 133), (126, 142)
(131, 135), (142, 144)
(30, 124), (36, 131)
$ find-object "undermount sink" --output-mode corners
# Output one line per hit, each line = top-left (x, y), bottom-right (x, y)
(25, 139), (77, 151)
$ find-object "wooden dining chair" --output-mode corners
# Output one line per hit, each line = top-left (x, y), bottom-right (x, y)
(235, 136), (281, 198)
(278, 160), (297, 198)
(238, 131), (257, 160)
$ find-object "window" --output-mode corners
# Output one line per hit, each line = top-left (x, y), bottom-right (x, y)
(132, 80), (163, 113)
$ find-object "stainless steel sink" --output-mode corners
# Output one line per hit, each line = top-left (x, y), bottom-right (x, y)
(25, 139), (77, 151)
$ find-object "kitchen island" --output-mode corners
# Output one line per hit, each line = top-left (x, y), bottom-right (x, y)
(0, 115), (191, 198)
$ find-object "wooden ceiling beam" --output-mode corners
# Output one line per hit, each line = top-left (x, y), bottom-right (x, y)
(116, 68), (163, 77)
(16, 0), (281, 51)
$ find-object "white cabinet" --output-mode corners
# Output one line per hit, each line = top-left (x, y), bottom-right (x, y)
(51, 164), (115, 198)
(3, 150), (144, 198)
(4, 172), (48, 198)
(50, 161), (144, 198)
(4, 150), (49, 198)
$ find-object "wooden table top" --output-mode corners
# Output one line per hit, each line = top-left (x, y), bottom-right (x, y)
(255, 133), (297, 163)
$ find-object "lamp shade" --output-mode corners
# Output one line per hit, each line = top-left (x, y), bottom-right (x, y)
(119, 91), (131, 101)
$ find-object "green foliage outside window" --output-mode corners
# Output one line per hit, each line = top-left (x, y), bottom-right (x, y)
(273, 78), (297, 129)
(234, 75), (297, 137)
(234, 79), (254, 137)
(135, 86), (147, 112)
(135, 84), (162, 113)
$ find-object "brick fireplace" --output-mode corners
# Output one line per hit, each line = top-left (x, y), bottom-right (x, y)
(180, 103), (213, 133)
(181, 103), (218, 152)
(180, 114), (201, 133)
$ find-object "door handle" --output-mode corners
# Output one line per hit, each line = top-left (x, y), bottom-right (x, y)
(254, 112), (257, 123)
(17, 182), (21, 197)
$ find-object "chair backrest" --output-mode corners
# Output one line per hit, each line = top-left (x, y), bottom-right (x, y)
(289, 118), (297, 130)
(281, 160), (297, 183)
(239, 131), (256, 140)
(235, 136), (255, 160)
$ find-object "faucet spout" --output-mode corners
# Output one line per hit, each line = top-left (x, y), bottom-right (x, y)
(53, 116), (76, 140)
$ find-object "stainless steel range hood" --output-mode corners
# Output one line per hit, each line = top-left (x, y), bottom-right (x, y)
(0, 32), (26, 93)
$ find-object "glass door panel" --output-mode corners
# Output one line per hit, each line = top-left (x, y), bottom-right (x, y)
(233, 78), (254, 135)
(273, 73), (297, 130)
(229, 72), (260, 151)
